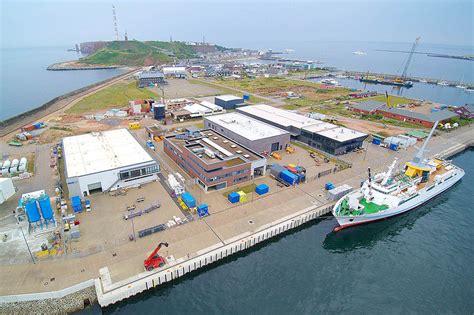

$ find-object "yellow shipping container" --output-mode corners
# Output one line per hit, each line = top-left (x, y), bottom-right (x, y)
(237, 191), (247, 203)
(129, 122), (141, 130)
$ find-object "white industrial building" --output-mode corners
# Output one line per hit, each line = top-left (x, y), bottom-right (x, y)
(204, 112), (291, 154)
(0, 178), (15, 204)
(162, 66), (187, 78)
(63, 129), (160, 198)
(237, 104), (367, 155)
(200, 101), (224, 113)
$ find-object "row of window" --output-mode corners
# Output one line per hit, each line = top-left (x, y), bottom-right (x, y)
(119, 164), (159, 180)
(166, 142), (249, 184)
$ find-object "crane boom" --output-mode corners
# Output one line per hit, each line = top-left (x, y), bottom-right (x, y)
(401, 37), (420, 80)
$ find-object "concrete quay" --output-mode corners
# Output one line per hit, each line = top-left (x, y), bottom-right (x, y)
(0, 126), (472, 313)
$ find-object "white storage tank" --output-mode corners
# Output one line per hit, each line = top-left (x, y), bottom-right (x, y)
(9, 159), (19, 174)
(18, 157), (28, 173)
(1, 160), (11, 176)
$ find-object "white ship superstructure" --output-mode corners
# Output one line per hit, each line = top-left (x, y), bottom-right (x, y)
(332, 121), (465, 231)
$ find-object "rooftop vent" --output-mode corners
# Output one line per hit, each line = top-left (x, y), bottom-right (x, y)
(236, 150), (243, 154)
(207, 133), (212, 136)
(243, 154), (250, 158)
(230, 144), (237, 148)
(213, 137), (218, 140)
(223, 140), (229, 143)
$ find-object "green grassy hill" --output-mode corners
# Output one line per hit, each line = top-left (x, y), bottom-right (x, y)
(79, 40), (198, 66)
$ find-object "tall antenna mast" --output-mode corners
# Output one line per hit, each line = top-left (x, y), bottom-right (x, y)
(112, 5), (119, 41)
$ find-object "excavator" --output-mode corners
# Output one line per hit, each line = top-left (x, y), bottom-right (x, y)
(144, 242), (169, 271)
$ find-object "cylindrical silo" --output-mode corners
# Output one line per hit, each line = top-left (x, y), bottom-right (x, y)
(25, 199), (41, 223)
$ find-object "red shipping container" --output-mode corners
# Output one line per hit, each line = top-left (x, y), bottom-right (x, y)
(22, 125), (35, 132)
(284, 166), (298, 174)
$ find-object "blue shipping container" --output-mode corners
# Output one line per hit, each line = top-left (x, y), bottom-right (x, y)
(181, 192), (196, 208)
(197, 204), (209, 217)
(325, 182), (335, 190)
(389, 143), (399, 151)
(298, 173), (306, 183)
(71, 196), (82, 213)
(255, 184), (269, 195)
(279, 170), (297, 185)
(228, 192), (240, 203)
(372, 138), (381, 145)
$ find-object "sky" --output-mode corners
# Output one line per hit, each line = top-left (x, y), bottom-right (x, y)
(0, 0), (473, 49)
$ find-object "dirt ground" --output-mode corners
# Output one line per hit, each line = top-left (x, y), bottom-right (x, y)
(336, 116), (410, 136)
(147, 78), (224, 99)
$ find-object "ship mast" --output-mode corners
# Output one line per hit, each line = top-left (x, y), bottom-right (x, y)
(412, 120), (439, 164)
(367, 167), (374, 200)
(381, 158), (398, 186)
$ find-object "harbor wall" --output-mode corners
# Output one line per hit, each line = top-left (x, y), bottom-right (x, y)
(96, 203), (334, 307)
(434, 138), (474, 159)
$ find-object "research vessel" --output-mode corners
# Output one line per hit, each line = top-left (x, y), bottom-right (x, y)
(332, 122), (465, 231)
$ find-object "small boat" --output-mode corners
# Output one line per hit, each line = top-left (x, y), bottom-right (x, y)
(437, 81), (449, 86)
(456, 85), (467, 89)
(419, 79), (428, 83)
(465, 87), (474, 93)
(320, 78), (339, 85)
(332, 122), (465, 231)
(353, 51), (367, 55)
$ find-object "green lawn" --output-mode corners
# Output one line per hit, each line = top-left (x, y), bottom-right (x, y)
(66, 81), (158, 114)
(359, 95), (415, 106)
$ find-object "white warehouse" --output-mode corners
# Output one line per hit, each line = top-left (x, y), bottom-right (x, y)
(63, 129), (160, 198)
(204, 112), (291, 154)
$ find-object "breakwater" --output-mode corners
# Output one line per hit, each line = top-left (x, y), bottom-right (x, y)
(47, 61), (120, 71)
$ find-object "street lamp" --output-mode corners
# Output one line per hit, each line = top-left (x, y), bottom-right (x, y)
(20, 226), (35, 264)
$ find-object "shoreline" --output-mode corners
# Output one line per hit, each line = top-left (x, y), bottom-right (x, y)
(47, 60), (122, 71)
(0, 135), (472, 314)
(0, 68), (138, 139)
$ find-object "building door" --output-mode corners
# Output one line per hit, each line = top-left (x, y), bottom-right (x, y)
(87, 182), (102, 194)
(271, 142), (280, 152)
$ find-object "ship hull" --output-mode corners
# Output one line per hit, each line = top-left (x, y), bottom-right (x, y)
(360, 78), (413, 88)
(333, 168), (465, 230)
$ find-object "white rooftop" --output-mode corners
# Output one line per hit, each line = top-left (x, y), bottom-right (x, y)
(216, 94), (243, 102)
(206, 112), (289, 141)
(315, 127), (367, 142)
(302, 122), (337, 133)
(200, 101), (223, 111)
(238, 104), (319, 128)
(183, 103), (212, 114)
(63, 129), (154, 178)
(162, 66), (186, 74)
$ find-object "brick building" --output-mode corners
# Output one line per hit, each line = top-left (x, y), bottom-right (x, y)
(164, 130), (267, 191)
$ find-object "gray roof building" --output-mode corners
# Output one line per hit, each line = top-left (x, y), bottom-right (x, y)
(379, 107), (458, 123)
(351, 100), (385, 113)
